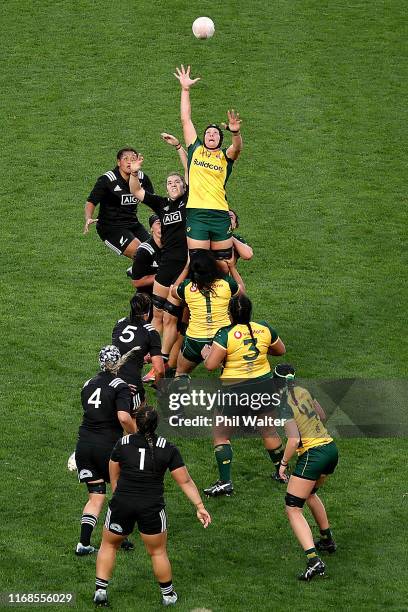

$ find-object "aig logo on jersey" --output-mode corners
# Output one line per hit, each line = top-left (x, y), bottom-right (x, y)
(121, 194), (140, 206)
(163, 211), (182, 225)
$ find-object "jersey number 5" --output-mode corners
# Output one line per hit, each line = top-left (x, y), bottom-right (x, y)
(119, 325), (139, 343)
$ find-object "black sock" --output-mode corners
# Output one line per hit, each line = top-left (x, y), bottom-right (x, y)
(159, 580), (174, 597)
(305, 547), (317, 560)
(267, 444), (284, 471)
(320, 527), (333, 541)
(161, 353), (169, 362)
(80, 513), (97, 546)
(95, 578), (108, 592)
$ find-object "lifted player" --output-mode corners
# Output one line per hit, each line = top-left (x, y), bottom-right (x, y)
(274, 364), (339, 581)
(84, 148), (153, 258)
(174, 65), (243, 260)
(129, 141), (189, 380)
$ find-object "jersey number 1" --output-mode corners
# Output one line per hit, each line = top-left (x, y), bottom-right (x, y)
(138, 448), (146, 470)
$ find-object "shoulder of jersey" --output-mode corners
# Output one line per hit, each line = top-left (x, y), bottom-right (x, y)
(82, 378), (92, 389)
(115, 317), (127, 325)
(138, 241), (155, 255)
(103, 169), (144, 182)
(109, 377), (127, 388)
(156, 436), (167, 448)
(143, 323), (156, 333)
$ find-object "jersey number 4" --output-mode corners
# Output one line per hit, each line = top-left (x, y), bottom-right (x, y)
(88, 388), (101, 409)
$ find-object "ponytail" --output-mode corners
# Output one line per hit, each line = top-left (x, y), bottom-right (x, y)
(135, 406), (158, 472)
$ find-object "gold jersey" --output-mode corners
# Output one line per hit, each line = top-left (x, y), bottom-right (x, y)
(213, 321), (280, 380)
(281, 386), (333, 455)
(176, 276), (239, 339)
(187, 139), (234, 211)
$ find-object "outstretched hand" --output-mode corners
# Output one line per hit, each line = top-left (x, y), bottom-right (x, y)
(222, 109), (242, 133)
(130, 154), (144, 174)
(161, 133), (180, 147)
(174, 65), (201, 90)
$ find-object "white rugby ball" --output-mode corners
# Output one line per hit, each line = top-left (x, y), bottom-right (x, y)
(192, 17), (215, 39)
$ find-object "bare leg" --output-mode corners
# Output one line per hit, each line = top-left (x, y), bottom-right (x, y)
(307, 493), (329, 531)
(286, 476), (316, 551)
(96, 528), (125, 580)
(123, 238), (141, 259)
(141, 532), (172, 583)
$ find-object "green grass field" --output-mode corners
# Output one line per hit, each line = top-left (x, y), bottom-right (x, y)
(1, 1), (407, 611)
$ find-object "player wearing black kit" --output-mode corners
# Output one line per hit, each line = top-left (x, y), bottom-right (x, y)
(83, 148), (154, 259)
(93, 406), (211, 608)
(130, 150), (189, 379)
(75, 346), (136, 557)
(112, 293), (164, 404)
(130, 215), (162, 297)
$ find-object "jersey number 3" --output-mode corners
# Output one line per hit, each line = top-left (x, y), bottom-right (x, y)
(243, 338), (260, 361)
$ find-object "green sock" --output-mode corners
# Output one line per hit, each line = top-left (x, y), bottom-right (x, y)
(320, 528), (333, 541)
(214, 444), (232, 482)
(267, 444), (284, 471)
(305, 547), (317, 560)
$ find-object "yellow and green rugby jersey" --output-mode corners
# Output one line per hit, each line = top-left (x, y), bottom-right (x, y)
(176, 276), (239, 339)
(213, 321), (279, 380)
(187, 138), (234, 211)
(280, 387), (333, 455)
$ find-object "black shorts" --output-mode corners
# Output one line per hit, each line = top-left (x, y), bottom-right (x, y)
(105, 494), (167, 536)
(97, 223), (150, 255)
(155, 256), (187, 287)
(75, 441), (113, 483)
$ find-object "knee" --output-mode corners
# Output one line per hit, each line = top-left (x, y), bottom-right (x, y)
(285, 493), (306, 512)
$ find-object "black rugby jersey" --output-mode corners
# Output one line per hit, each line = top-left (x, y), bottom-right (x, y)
(87, 167), (154, 228)
(111, 433), (184, 500)
(79, 371), (133, 445)
(131, 237), (162, 288)
(112, 318), (161, 386)
(143, 189), (188, 259)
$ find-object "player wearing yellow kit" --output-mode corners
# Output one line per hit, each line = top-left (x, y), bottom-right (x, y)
(202, 294), (286, 496)
(274, 364), (339, 581)
(171, 251), (243, 376)
(174, 65), (242, 260)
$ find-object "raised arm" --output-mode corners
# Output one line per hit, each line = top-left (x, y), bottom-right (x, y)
(223, 110), (243, 161)
(173, 65), (200, 147)
(226, 258), (246, 294)
(129, 155), (146, 201)
(161, 133), (188, 181)
(171, 466), (211, 527)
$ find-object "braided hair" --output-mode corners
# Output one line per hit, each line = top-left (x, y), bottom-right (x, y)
(129, 292), (151, 323)
(189, 250), (220, 295)
(228, 294), (258, 353)
(135, 405), (158, 471)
